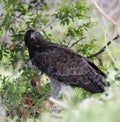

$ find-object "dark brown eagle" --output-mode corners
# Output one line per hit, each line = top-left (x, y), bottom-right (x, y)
(24, 29), (109, 98)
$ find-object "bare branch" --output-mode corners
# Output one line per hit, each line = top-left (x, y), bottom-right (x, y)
(87, 34), (119, 58)
(91, 0), (120, 27)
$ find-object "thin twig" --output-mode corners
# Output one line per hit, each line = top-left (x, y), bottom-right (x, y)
(67, 37), (73, 46)
(70, 36), (86, 48)
(88, 34), (119, 58)
(60, 34), (68, 45)
(91, 0), (120, 27)
(61, 23), (87, 45)
(42, 18), (56, 30)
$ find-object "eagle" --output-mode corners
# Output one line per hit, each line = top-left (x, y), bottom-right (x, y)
(24, 29), (109, 99)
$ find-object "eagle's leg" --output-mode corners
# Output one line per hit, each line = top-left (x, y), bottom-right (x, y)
(49, 77), (62, 99)
(49, 77), (74, 99)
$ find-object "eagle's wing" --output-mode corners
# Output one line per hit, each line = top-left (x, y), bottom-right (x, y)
(32, 44), (108, 93)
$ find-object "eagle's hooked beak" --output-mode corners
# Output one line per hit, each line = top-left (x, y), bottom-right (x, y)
(30, 31), (36, 40)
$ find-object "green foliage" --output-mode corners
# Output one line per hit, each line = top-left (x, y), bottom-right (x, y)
(54, 0), (89, 25)
(0, 71), (50, 119)
(0, 0), (119, 121)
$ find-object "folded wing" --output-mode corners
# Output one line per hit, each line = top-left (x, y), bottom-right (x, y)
(32, 44), (108, 93)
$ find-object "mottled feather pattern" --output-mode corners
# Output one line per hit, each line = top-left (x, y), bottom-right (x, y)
(24, 30), (109, 96)
(31, 41), (107, 93)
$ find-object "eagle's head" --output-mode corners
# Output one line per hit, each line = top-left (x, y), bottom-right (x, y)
(24, 29), (45, 48)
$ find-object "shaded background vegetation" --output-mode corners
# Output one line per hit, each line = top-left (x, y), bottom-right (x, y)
(0, 0), (120, 121)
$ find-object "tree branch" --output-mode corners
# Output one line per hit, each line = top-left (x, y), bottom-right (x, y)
(90, 0), (120, 27)
(70, 36), (86, 48)
(42, 18), (56, 30)
(61, 23), (87, 46)
(87, 34), (119, 58)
